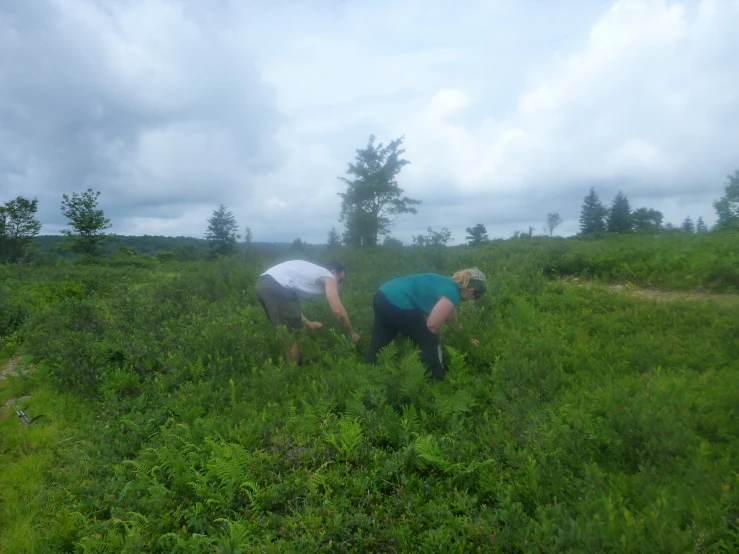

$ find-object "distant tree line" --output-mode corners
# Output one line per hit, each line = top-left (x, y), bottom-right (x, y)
(578, 187), (714, 236)
(2, 145), (738, 262)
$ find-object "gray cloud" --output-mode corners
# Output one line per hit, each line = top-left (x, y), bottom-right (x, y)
(1, 0), (283, 233)
(1, 0), (738, 243)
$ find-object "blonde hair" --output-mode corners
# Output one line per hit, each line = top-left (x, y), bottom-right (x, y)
(452, 269), (473, 289)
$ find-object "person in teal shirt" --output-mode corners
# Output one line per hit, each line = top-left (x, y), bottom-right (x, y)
(365, 268), (487, 379)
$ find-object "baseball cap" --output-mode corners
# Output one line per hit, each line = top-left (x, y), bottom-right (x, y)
(468, 267), (487, 295)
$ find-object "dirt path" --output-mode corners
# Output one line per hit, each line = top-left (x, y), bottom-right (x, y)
(0, 357), (33, 408)
(0, 357), (20, 381)
(561, 279), (739, 306)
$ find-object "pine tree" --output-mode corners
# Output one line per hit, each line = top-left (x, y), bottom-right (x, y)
(327, 227), (341, 248)
(606, 191), (633, 233)
(713, 169), (739, 230)
(205, 205), (239, 256)
(696, 217), (708, 233)
(579, 187), (607, 234)
(680, 216), (695, 233)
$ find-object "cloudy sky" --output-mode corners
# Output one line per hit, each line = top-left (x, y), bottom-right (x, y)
(2, 0), (738, 243)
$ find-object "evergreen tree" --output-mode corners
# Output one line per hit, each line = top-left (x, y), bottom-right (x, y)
(205, 204), (239, 256)
(607, 191), (633, 233)
(327, 227), (341, 248)
(681, 216), (695, 233)
(579, 187), (607, 234)
(713, 169), (739, 230)
(696, 217), (708, 233)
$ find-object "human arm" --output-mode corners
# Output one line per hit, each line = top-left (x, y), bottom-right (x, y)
(427, 297), (480, 345)
(426, 296), (457, 341)
(322, 278), (360, 343)
(301, 313), (323, 330)
(448, 307), (480, 345)
(446, 307), (462, 333)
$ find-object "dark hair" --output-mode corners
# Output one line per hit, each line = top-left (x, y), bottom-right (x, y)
(324, 260), (345, 273)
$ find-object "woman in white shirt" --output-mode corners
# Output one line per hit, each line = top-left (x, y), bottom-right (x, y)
(256, 260), (360, 365)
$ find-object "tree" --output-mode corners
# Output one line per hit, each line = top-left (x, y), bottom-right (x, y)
(696, 217), (708, 233)
(244, 226), (253, 245)
(60, 188), (112, 256)
(383, 235), (404, 247)
(465, 223), (489, 244)
(713, 169), (739, 230)
(632, 208), (663, 233)
(0, 196), (42, 263)
(291, 237), (304, 250)
(681, 216), (695, 233)
(205, 204), (239, 256)
(327, 227), (341, 248)
(663, 222), (679, 233)
(579, 187), (607, 234)
(544, 212), (562, 237)
(607, 191), (633, 233)
(412, 227), (452, 247)
(338, 135), (421, 246)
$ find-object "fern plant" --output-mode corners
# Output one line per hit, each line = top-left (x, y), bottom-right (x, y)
(324, 415), (364, 464)
(189, 357), (205, 382)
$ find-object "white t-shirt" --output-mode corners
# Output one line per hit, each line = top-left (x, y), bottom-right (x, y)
(262, 260), (334, 300)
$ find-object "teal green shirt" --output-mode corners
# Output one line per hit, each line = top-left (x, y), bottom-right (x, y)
(379, 273), (462, 313)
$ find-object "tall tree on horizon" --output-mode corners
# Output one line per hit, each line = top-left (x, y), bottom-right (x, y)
(696, 217), (708, 233)
(713, 169), (739, 230)
(632, 208), (663, 233)
(465, 223), (489, 244)
(327, 227), (341, 248)
(0, 196), (42, 263)
(544, 212), (563, 236)
(205, 204), (239, 256)
(60, 188), (112, 256)
(681, 216), (695, 233)
(338, 134), (421, 246)
(579, 187), (607, 234)
(607, 191), (633, 233)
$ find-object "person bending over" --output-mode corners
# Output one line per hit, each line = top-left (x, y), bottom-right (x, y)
(256, 260), (360, 364)
(365, 268), (487, 379)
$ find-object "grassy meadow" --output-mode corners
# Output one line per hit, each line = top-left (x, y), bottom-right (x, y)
(1, 233), (738, 553)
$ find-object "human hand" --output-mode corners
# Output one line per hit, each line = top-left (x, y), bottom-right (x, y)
(351, 331), (360, 344)
(471, 339), (480, 346)
(306, 321), (323, 330)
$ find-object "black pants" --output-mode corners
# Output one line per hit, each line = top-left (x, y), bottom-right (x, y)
(365, 291), (445, 380)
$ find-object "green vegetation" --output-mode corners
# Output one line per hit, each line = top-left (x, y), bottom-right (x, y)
(60, 189), (113, 257)
(1, 234), (738, 552)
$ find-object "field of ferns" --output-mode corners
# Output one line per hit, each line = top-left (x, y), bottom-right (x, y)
(1, 233), (738, 553)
